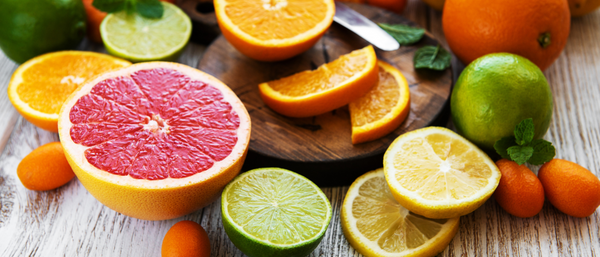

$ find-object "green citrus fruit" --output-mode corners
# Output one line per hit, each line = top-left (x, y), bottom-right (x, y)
(100, 2), (191, 62)
(0, 0), (86, 64)
(451, 53), (553, 150)
(221, 168), (332, 257)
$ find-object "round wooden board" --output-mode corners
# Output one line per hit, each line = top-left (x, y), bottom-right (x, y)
(198, 3), (453, 186)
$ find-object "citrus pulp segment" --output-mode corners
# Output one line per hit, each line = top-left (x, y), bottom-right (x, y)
(8, 51), (131, 132)
(383, 127), (501, 219)
(221, 168), (332, 257)
(58, 62), (251, 220)
(341, 169), (459, 257)
(214, 0), (335, 61)
(259, 45), (378, 117)
(349, 60), (410, 144)
(100, 2), (192, 62)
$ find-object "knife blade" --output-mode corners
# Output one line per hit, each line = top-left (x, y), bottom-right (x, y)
(333, 2), (400, 51)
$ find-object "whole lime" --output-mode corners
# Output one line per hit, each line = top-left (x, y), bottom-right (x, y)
(451, 53), (553, 150)
(0, 0), (86, 64)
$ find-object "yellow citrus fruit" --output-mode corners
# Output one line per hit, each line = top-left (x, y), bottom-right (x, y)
(341, 168), (460, 257)
(214, 0), (335, 61)
(58, 62), (251, 220)
(259, 45), (378, 117)
(349, 60), (410, 144)
(8, 51), (131, 132)
(383, 127), (501, 219)
(569, 0), (600, 16)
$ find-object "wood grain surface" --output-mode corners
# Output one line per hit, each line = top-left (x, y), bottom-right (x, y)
(198, 4), (452, 186)
(1, 0), (600, 256)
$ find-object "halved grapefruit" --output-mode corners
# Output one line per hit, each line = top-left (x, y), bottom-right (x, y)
(58, 62), (251, 220)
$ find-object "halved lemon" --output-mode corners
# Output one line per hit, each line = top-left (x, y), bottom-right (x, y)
(383, 127), (501, 219)
(259, 45), (378, 117)
(349, 60), (410, 144)
(214, 0), (335, 61)
(341, 168), (459, 257)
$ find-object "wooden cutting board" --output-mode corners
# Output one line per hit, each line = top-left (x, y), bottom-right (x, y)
(197, 3), (453, 186)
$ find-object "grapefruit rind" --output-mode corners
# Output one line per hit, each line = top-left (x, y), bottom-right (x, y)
(58, 62), (251, 220)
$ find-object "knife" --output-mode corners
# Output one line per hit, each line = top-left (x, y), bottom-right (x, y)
(333, 2), (400, 51)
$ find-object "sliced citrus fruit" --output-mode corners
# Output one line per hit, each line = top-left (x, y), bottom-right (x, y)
(341, 168), (459, 257)
(100, 2), (192, 62)
(258, 45), (378, 117)
(221, 168), (332, 257)
(383, 127), (501, 219)
(214, 0), (335, 61)
(8, 51), (131, 132)
(349, 60), (410, 144)
(58, 62), (251, 220)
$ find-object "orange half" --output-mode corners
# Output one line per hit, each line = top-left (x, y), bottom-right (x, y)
(214, 0), (335, 61)
(8, 51), (131, 132)
(259, 45), (378, 117)
(349, 61), (410, 144)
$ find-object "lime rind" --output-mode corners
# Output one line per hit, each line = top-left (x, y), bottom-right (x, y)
(221, 168), (332, 257)
(100, 2), (192, 62)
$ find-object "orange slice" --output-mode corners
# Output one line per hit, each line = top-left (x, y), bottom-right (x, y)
(349, 61), (410, 144)
(214, 0), (335, 61)
(8, 51), (131, 132)
(259, 45), (378, 117)
(58, 62), (251, 220)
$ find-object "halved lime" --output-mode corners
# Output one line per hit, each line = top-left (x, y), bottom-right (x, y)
(221, 168), (332, 257)
(100, 2), (192, 62)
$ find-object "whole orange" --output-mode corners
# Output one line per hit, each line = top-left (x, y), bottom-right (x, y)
(442, 0), (570, 71)
(538, 159), (600, 218)
(17, 142), (75, 191)
(162, 220), (211, 257)
(493, 159), (545, 218)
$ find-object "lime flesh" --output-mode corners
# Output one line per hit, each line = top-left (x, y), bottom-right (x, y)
(221, 168), (332, 257)
(100, 2), (191, 62)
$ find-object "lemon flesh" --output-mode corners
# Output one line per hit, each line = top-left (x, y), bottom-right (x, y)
(100, 2), (191, 62)
(341, 169), (459, 257)
(221, 168), (332, 257)
(384, 127), (501, 219)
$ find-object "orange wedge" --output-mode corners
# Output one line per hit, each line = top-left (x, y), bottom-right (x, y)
(214, 0), (335, 61)
(349, 61), (410, 144)
(259, 45), (378, 117)
(8, 51), (131, 132)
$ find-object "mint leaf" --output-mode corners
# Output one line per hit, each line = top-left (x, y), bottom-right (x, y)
(378, 23), (425, 45)
(514, 118), (534, 145)
(494, 136), (517, 159)
(527, 139), (556, 165)
(93, 0), (127, 13)
(414, 45), (451, 71)
(136, 0), (164, 19)
(507, 146), (534, 165)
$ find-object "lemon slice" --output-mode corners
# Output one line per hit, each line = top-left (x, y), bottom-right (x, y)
(341, 168), (459, 257)
(383, 127), (501, 219)
(100, 2), (192, 62)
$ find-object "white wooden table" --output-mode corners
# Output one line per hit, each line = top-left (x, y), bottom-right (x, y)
(1, 1), (600, 256)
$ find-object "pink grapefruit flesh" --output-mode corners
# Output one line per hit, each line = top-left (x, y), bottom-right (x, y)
(58, 62), (251, 220)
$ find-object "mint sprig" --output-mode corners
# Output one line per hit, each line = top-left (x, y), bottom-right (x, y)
(378, 23), (425, 45)
(413, 45), (451, 71)
(494, 118), (555, 165)
(93, 0), (164, 19)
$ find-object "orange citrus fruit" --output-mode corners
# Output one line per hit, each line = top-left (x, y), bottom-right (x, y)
(442, 0), (570, 71)
(569, 0), (600, 16)
(349, 60), (410, 144)
(17, 142), (75, 191)
(58, 62), (251, 220)
(493, 159), (545, 218)
(162, 220), (211, 257)
(538, 159), (600, 218)
(214, 0), (335, 61)
(8, 51), (131, 132)
(259, 45), (378, 117)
